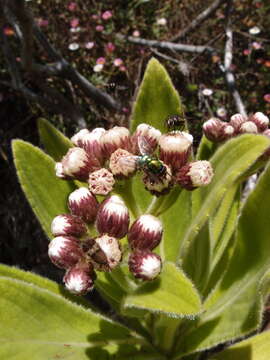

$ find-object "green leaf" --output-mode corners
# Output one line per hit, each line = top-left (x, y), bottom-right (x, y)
(174, 163), (270, 356)
(130, 58), (184, 133)
(161, 190), (192, 262)
(210, 331), (270, 360)
(123, 262), (201, 318)
(38, 118), (73, 161)
(0, 276), (139, 360)
(179, 134), (270, 262)
(12, 140), (75, 237)
(196, 135), (217, 161)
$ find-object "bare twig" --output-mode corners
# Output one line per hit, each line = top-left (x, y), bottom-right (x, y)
(117, 35), (215, 54)
(222, 0), (247, 117)
(170, 0), (227, 42)
(150, 48), (191, 76)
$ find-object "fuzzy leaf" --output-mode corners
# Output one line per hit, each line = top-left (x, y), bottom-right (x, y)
(123, 262), (201, 318)
(38, 118), (73, 161)
(179, 135), (270, 262)
(12, 140), (75, 236)
(0, 276), (138, 360)
(210, 331), (270, 360)
(174, 163), (270, 356)
(196, 135), (217, 161)
(130, 58), (184, 133)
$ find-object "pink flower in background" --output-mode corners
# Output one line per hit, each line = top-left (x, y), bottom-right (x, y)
(264, 94), (270, 103)
(85, 42), (95, 49)
(243, 49), (251, 56)
(96, 25), (104, 32)
(119, 65), (126, 72)
(3, 27), (15, 36)
(96, 57), (106, 65)
(102, 11), (113, 20)
(105, 42), (115, 53)
(70, 18), (79, 28)
(132, 30), (140, 37)
(113, 58), (123, 67)
(37, 18), (49, 27)
(256, 58), (264, 64)
(252, 42), (262, 50)
(68, 2), (77, 11)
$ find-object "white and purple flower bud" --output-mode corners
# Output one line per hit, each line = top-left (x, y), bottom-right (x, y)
(128, 214), (163, 250)
(71, 128), (105, 163)
(86, 235), (122, 271)
(223, 124), (235, 139)
(229, 113), (247, 133)
(176, 160), (214, 190)
(63, 261), (96, 295)
(261, 129), (270, 159)
(96, 195), (129, 238)
(68, 188), (99, 223)
(203, 118), (229, 142)
(55, 162), (70, 179)
(158, 131), (193, 172)
(131, 123), (161, 154)
(128, 250), (162, 280)
(51, 214), (87, 237)
(109, 149), (137, 178)
(88, 168), (115, 195)
(239, 121), (258, 134)
(249, 112), (269, 132)
(100, 126), (130, 159)
(48, 236), (83, 269)
(62, 147), (100, 181)
(142, 163), (172, 196)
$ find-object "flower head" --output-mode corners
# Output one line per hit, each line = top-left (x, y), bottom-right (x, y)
(249, 112), (269, 132)
(109, 149), (137, 178)
(88, 168), (115, 195)
(100, 126), (130, 158)
(51, 214), (87, 237)
(68, 188), (99, 223)
(131, 123), (161, 155)
(142, 162), (172, 196)
(48, 236), (83, 269)
(102, 11), (113, 20)
(176, 161), (214, 190)
(64, 261), (96, 295)
(129, 250), (162, 280)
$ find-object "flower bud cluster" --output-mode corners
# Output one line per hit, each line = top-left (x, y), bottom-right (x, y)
(56, 122), (214, 198)
(203, 112), (270, 143)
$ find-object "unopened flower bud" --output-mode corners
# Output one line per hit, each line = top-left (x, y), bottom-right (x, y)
(128, 214), (163, 250)
(88, 168), (115, 195)
(68, 188), (99, 223)
(229, 113), (247, 132)
(62, 147), (100, 181)
(176, 160), (214, 190)
(158, 131), (193, 172)
(128, 250), (162, 280)
(143, 163), (172, 196)
(71, 128), (105, 163)
(100, 126), (130, 158)
(86, 235), (122, 271)
(239, 121), (258, 134)
(131, 123), (161, 154)
(223, 124), (235, 139)
(249, 112), (269, 132)
(51, 214), (87, 237)
(109, 149), (137, 178)
(64, 261), (96, 295)
(55, 162), (70, 179)
(203, 118), (229, 142)
(96, 195), (129, 238)
(261, 129), (270, 159)
(48, 236), (83, 269)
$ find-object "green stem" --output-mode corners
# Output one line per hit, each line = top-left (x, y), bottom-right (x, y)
(114, 178), (141, 218)
(147, 187), (182, 216)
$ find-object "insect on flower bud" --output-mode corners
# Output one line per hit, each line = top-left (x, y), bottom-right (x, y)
(109, 149), (137, 178)
(128, 250), (162, 280)
(176, 160), (214, 190)
(229, 113), (247, 133)
(68, 187), (99, 223)
(131, 123), (161, 154)
(51, 214), (87, 237)
(88, 168), (115, 195)
(249, 112), (269, 132)
(48, 236), (83, 269)
(71, 128), (105, 163)
(64, 261), (96, 295)
(203, 118), (229, 142)
(62, 147), (100, 181)
(96, 195), (129, 238)
(128, 214), (163, 250)
(100, 126), (130, 158)
(142, 163), (172, 196)
(86, 235), (122, 271)
(239, 121), (258, 134)
(158, 131), (193, 172)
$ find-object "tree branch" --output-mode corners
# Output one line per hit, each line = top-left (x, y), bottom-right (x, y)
(170, 0), (227, 42)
